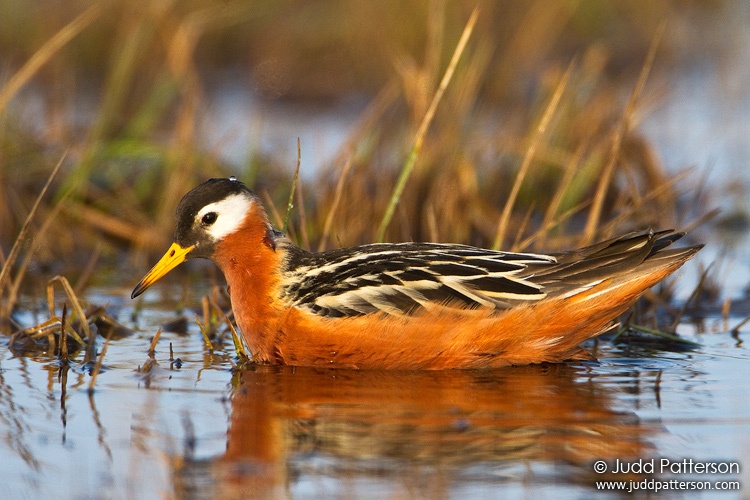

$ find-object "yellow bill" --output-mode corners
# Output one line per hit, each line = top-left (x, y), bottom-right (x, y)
(131, 242), (194, 299)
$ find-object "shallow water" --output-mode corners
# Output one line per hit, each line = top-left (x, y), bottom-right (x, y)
(1, 276), (749, 499)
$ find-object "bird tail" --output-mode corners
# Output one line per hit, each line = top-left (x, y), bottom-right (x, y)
(490, 230), (702, 366)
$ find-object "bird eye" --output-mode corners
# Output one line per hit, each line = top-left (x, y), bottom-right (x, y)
(201, 212), (218, 225)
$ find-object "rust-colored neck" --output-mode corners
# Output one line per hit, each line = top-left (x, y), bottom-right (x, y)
(211, 203), (283, 359)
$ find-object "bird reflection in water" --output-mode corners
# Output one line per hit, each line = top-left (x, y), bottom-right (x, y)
(171, 363), (653, 497)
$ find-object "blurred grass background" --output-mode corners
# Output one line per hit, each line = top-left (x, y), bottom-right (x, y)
(0, 0), (723, 296)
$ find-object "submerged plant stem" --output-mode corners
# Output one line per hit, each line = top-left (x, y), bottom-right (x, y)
(195, 314), (214, 352)
(148, 328), (162, 357)
(88, 330), (113, 395)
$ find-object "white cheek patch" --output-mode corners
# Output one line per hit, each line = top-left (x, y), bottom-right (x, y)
(196, 193), (253, 241)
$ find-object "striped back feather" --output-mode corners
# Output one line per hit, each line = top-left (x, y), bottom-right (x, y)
(277, 230), (700, 318)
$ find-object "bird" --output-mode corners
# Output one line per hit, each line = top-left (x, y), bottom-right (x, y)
(131, 177), (701, 370)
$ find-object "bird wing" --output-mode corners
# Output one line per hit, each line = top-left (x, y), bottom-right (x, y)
(280, 243), (556, 317)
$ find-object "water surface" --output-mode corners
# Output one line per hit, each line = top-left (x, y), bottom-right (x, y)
(1, 281), (748, 498)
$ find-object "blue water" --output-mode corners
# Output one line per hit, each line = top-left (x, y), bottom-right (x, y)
(1, 282), (748, 498)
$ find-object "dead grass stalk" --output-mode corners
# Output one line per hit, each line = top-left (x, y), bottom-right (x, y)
(376, 7), (479, 242)
(582, 20), (665, 244)
(0, 154), (66, 318)
(492, 60), (573, 249)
